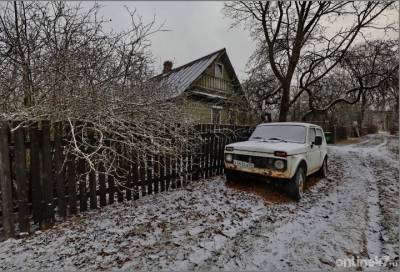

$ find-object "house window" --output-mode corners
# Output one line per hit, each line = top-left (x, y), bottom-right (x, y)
(211, 107), (222, 124)
(215, 63), (223, 78)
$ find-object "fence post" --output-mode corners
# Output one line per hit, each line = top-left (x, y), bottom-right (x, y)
(0, 122), (15, 238)
(14, 122), (30, 233)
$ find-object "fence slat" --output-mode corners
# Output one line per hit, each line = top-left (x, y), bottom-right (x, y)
(153, 154), (159, 194)
(146, 154), (153, 195)
(165, 156), (171, 191)
(0, 122), (15, 238)
(140, 157), (146, 196)
(30, 124), (42, 223)
(14, 123), (30, 233)
(170, 155), (176, 189)
(116, 154), (124, 203)
(98, 164), (107, 207)
(210, 132), (215, 176)
(176, 153), (182, 189)
(132, 158), (139, 200)
(77, 158), (87, 212)
(192, 126), (200, 181)
(125, 162), (132, 201)
(108, 175), (115, 204)
(67, 156), (77, 215)
(159, 154), (166, 192)
(204, 127), (210, 178)
(89, 170), (97, 209)
(41, 121), (54, 228)
(54, 123), (66, 218)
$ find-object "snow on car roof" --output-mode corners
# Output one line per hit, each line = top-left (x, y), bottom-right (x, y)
(257, 122), (322, 128)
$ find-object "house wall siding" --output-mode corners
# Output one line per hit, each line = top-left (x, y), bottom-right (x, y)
(184, 99), (252, 125)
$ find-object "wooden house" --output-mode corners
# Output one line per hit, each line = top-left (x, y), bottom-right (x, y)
(154, 48), (252, 124)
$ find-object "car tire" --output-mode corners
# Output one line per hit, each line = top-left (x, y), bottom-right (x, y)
(288, 167), (306, 201)
(225, 171), (234, 183)
(317, 158), (328, 178)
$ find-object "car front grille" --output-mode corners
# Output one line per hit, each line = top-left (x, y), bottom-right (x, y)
(232, 154), (278, 169)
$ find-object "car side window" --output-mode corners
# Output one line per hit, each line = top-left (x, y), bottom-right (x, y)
(308, 128), (316, 143)
(316, 128), (325, 144)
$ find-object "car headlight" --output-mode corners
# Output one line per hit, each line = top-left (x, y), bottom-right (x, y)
(225, 153), (233, 162)
(274, 159), (285, 170)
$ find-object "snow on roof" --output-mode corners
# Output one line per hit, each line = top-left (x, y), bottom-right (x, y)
(258, 122), (323, 128)
(190, 91), (227, 100)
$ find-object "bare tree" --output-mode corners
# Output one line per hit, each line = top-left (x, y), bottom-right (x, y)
(300, 39), (398, 121)
(0, 2), (195, 183)
(224, 1), (396, 121)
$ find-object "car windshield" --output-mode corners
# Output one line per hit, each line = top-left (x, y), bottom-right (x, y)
(249, 125), (306, 143)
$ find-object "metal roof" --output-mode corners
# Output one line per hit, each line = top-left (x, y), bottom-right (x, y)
(154, 48), (226, 97)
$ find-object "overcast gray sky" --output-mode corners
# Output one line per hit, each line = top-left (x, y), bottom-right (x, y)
(91, 1), (255, 80)
(87, 1), (398, 81)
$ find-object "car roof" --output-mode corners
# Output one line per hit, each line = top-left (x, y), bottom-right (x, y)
(257, 122), (323, 129)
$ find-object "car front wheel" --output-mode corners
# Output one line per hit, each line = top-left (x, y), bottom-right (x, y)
(317, 158), (328, 178)
(288, 167), (306, 201)
(225, 170), (234, 183)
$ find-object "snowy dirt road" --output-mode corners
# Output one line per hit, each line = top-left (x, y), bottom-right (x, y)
(0, 134), (398, 271)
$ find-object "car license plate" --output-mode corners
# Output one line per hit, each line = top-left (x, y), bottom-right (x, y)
(233, 160), (254, 168)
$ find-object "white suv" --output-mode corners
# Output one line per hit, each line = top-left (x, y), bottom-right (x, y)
(224, 122), (328, 200)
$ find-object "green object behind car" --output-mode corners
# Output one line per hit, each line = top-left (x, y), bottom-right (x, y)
(324, 132), (333, 144)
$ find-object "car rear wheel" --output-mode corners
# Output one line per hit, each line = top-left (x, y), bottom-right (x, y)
(288, 167), (306, 201)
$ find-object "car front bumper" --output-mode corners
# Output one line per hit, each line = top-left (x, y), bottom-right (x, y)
(224, 162), (291, 179)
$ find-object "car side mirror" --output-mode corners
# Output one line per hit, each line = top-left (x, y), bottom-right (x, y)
(314, 136), (322, 146)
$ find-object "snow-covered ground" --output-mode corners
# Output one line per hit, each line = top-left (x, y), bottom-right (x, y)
(0, 133), (398, 271)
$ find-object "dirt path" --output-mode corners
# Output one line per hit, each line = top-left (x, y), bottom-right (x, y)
(0, 134), (398, 271)
(198, 134), (399, 271)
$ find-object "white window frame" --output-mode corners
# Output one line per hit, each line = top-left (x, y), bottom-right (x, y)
(215, 63), (223, 78)
(211, 106), (223, 124)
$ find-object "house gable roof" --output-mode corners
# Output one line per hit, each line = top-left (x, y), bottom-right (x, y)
(153, 48), (241, 97)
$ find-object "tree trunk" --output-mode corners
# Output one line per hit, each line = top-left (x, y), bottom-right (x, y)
(278, 84), (290, 121)
(359, 93), (367, 132)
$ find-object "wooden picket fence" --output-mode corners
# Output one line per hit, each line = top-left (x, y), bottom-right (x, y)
(0, 121), (252, 239)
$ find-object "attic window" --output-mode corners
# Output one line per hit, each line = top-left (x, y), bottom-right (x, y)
(215, 63), (223, 78)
